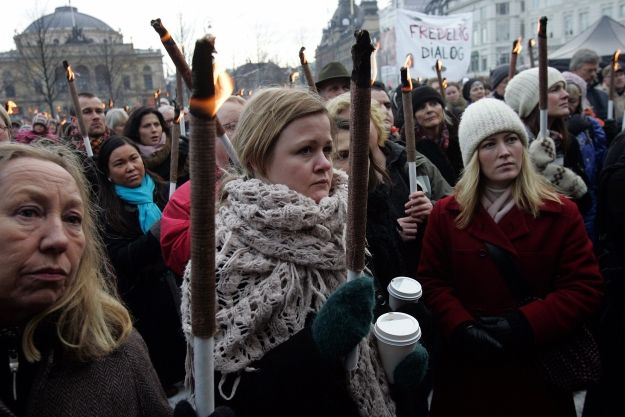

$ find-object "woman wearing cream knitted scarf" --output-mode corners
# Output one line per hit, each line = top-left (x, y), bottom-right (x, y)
(181, 170), (396, 417)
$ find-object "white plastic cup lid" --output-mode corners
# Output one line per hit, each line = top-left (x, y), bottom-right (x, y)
(388, 277), (422, 301)
(373, 312), (421, 346)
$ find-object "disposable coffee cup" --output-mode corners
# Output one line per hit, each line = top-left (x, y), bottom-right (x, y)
(387, 277), (422, 311)
(373, 312), (421, 384)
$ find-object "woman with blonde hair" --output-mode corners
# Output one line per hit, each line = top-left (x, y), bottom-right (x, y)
(0, 143), (171, 416)
(326, 92), (449, 297)
(327, 91), (448, 417)
(418, 98), (603, 417)
(182, 87), (428, 417)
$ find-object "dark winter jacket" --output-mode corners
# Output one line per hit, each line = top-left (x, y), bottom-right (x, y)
(216, 319), (360, 417)
(588, 87), (609, 121)
(584, 135), (625, 417)
(403, 119), (463, 186)
(101, 182), (185, 389)
(367, 140), (452, 296)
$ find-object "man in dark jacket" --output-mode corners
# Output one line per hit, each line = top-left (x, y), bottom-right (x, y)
(570, 49), (609, 121)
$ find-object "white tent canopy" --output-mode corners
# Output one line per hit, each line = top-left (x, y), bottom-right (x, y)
(550, 15), (625, 60)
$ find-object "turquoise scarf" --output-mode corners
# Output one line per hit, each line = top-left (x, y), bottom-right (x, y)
(114, 175), (162, 234)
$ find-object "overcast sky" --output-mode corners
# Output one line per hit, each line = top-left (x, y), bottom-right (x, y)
(0, 0), (388, 72)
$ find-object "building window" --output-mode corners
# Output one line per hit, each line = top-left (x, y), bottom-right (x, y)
(520, 20), (525, 38)
(481, 57), (488, 72)
(520, 1), (525, 12)
(620, 3), (625, 17)
(75, 65), (91, 92)
(123, 75), (131, 90)
(579, 11), (590, 31)
(143, 66), (153, 91)
(601, 4), (612, 16)
(481, 25), (488, 44)
(496, 2), (509, 15)
(95, 65), (108, 92)
(496, 21), (510, 42)
(564, 14), (573, 37)
(33, 81), (43, 95)
(497, 47), (510, 65)
(4, 85), (15, 97)
(473, 26), (480, 46)
(532, 0), (540, 7)
(471, 51), (479, 72)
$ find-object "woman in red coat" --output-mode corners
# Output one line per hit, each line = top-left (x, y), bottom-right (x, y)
(418, 98), (603, 417)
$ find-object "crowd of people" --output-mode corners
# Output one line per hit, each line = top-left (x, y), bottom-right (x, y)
(1, 44), (624, 417)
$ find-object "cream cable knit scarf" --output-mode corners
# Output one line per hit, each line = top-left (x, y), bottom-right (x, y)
(181, 170), (396, 417)
(481, 185), (515, 223)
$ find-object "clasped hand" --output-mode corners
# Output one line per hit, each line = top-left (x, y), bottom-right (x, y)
(397, 191), (433, 242)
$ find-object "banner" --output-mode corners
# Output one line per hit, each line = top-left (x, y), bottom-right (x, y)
(395, 9), (472, 82)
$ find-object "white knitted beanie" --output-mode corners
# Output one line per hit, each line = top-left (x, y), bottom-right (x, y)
(504, 67), (565, 118)
(458, 98), (529, 166)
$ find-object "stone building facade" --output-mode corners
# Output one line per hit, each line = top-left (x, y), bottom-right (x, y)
(0, 6), (164, 119)
(315, 0), (380, 74)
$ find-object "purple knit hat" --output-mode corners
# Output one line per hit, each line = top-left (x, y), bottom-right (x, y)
(562, 71), (587, 101)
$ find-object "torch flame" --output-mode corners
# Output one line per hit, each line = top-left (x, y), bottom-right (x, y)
(175, 108), (183, 124)
(613, 50), (621, 71)
(108, 98), (114, 108)
(436, 59), (443, 73)
(403, 54), (413, 69)
(289, 71), (300, 84)
(513, 38), (523, 54)
(401, 66), (412, 91)
(370, 40), (380, 84)
(192, 63), (236, 117)
(529, 38), (536, 48)
(154, 89), (161, 99)
(66, 65), (75, 82)
(211, 63), (234, 116)
(442, 78), (448, 90)
(5, 100), (17, 115)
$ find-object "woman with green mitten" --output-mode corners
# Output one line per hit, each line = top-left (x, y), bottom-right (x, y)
(181, 88), (428, 417)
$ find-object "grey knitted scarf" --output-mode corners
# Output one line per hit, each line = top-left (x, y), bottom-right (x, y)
(181, 170), (395, 416)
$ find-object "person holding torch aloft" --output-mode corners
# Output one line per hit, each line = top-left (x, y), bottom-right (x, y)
(401, 85), (463, 186)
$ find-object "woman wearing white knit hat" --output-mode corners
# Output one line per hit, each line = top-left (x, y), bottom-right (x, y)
(418, 98), (603, 417)
(504, 67), (590, 211)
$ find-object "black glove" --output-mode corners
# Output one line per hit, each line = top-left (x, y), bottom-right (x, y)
(174, 400), (236, 417)
(178, 135), (190, 160)
(603, 119), (620, 146)
(312, 276), (375, 362)
(451, 323), (503, 362)
(478, 312), (533, 352)
(567, 114), (592, 136)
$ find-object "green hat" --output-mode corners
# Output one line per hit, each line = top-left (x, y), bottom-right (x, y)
(316, 62), (350, 89)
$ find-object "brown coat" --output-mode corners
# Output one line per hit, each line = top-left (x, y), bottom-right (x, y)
(0, 331), (172, 417)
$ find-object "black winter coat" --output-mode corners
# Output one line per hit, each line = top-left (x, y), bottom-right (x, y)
(101, 183), (186, 389)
